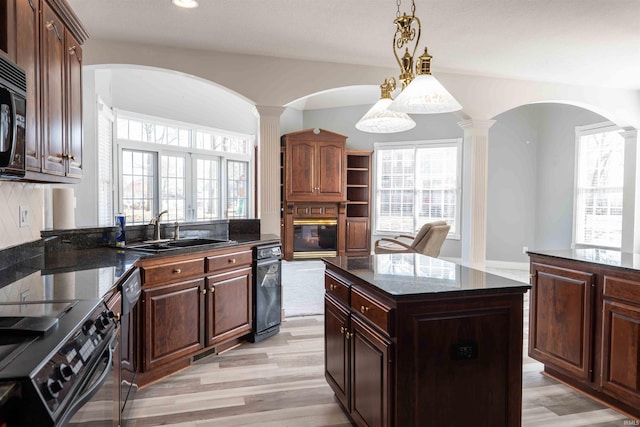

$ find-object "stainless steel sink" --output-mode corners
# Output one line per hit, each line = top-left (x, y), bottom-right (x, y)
(125, 238), (234, 253)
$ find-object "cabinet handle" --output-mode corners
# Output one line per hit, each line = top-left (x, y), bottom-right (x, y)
(228, 258), (236, 264)
(345, 331), (353, 340)
(173, 268), (182, 274)
(201, 288), (207, 295)
(45, 20), (62, 41)
(360, 305), (370, 314)
(114, 312), (121, 322)
(28, 0), (35, 11)
(210, 287), (215, 293)
(329, 284), (336, 291)
(340, 326), (345, 335)
(68, 45), (82, 62)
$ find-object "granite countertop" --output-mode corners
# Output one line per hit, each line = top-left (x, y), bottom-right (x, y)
(527, 248), (640, 271)
(323, 254), (530, 297)
(0, 234), (280, 303)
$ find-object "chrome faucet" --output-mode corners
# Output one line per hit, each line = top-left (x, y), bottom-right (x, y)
(149, 210), (168, 241)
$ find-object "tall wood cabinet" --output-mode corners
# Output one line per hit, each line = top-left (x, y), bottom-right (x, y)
(1, 0), (87, 182)
(283, 129), (346, 202)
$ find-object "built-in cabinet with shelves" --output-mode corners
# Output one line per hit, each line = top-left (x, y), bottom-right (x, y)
(1, 0), (87, 182)
(137, 245), (253, 387)
(345, 151), (372, 256)
(529, 251), (640, 419)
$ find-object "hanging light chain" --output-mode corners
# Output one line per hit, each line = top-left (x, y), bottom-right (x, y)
(396, 0), (416, 18)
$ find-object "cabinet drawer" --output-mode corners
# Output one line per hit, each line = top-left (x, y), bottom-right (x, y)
(603, 275), (640, 304)
(142, 258), (204, 286)
(206, 250), (252, 272)
(325, 273), (349, 305)
(351, 287), (393, 335)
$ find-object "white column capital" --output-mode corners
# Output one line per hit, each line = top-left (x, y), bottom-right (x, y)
(457, 119), (496, 131)
(620, 129), (639, 140)
(255, 105), (285, 119)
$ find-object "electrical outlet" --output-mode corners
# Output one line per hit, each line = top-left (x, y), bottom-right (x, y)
(522, 246), (528, 254)
(19, 206), (30, 228)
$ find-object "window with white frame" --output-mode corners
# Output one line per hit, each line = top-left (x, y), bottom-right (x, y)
(374, 139), (461, 237)
(116, 111), (253, 225)
(574, 122), (625, 248)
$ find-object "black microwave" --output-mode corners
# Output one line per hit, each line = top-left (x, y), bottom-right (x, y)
(0, 55), (26, 178)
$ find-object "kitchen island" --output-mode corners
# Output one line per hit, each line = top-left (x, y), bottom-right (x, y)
(528, 248), (640, 420)
(322, 254), (531, 427)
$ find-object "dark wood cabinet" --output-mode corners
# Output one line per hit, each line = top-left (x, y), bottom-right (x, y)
(528, 253), (640, 419)
(206, 266), (252, 346)
(2, 0), (87, 182)
(529, 262), (595, 382)
(324, 261), (527, 427)
(136, 245), (256, 387)
(283, 129), (346, 202)
(141, 278), (205, 372)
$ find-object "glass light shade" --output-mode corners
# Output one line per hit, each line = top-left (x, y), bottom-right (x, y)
(388, 74), (462, 114)
(355, 98), (416, 133)
(172, 0), (198, 8)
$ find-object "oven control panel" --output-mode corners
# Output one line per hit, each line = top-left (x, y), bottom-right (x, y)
(33, 302), (117, 413)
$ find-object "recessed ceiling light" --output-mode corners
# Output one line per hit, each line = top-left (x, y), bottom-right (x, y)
(172, 0), (198, 8)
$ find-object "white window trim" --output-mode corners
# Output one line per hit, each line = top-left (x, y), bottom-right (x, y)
(572, 120), (623, 249)
(373, 138), (462, 240)
(114, 109), (255, 224)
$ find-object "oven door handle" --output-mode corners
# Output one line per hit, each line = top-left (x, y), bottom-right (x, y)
(56, 335), (115, 427)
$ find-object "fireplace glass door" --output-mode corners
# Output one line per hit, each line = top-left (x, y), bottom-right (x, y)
(293, 219), (337, 259)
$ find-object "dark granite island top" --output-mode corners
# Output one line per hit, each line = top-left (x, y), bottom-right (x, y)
(322, 253), (530, 297)
(528, 247), (640, 272)
(322, 253), (530, 427)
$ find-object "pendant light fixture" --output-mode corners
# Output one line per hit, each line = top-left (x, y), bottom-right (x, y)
(172, 0), (198, 8)
(355, 0), (461, 132)
(356, 78), (416, 133)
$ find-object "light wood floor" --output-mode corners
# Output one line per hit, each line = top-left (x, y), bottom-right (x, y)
(127, 313), (634, 427)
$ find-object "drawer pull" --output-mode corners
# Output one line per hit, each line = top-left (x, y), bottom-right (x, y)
(114, 312), (121, 322)
(201, 288), (207, 295)
(210, 287), (215, 293)
(228, 258), (236, 264)
(173, 268), (182, 274)
(346, 331), (353, 340)
(360, 305), (370, 314)
(330, 284), (337, 291)
(340, 326), (345, 335)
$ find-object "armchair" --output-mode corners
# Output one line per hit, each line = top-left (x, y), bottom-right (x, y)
(374, 221), (450, 258)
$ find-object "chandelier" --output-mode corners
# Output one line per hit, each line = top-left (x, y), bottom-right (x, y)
(356, 0), (461, 133)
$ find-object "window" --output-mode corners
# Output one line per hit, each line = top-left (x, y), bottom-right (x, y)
(374, 139), (461, 237)
(116, 112), (253, 225)
(574, 122), (625, 248)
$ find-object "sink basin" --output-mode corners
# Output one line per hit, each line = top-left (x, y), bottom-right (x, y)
(125, 238), (234, 253)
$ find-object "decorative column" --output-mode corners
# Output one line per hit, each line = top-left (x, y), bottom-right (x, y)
(255, 106), (285, 236)
(621, 129), (640, 253)
(458, 119), (495, 269)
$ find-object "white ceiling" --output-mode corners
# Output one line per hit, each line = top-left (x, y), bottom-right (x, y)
(68, 0), (640, 109)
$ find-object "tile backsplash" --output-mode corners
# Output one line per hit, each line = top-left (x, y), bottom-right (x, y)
(0, 181), (44, 249)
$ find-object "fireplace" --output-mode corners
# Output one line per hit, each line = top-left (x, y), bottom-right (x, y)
(293, 219), (338, 259)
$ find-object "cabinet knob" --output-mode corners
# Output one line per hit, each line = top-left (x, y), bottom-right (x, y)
(210, 287), (215, 293)
(201, 288), (207, 295)
(345, 331), (353, 340)
(228, 258), (236, 264)
(360, 305), (370, 314)
(340, 326), (345, 335)
(173, 268), (182, 274)
(114, 312), (121, 322)
(329, 284), (336, 291)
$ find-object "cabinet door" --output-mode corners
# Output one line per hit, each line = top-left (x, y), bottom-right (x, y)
(16, 0), (40, 171)
(64, 31), (82, 177)
(324, 295), (350, 411)
(350, 315), (392, 427)
(41, 2), (65, 176)
(142, 278), (205, 371)
(316, 141), (345, 200)
(529, 262), (595, 382)
(286, 141), (316, 199)
(600, 276), (640, 408)
(206, 267), (252, 346)
(345, 218), (370, 255)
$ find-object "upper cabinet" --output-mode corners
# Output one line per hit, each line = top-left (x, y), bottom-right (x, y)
(1, 0), (88, 183)
(282, 129), (347, 202)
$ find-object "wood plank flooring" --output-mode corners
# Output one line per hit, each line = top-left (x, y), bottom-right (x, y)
(127, 313), (635, 427)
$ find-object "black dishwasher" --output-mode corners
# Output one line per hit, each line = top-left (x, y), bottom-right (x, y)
(250, 243), (282, 342)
